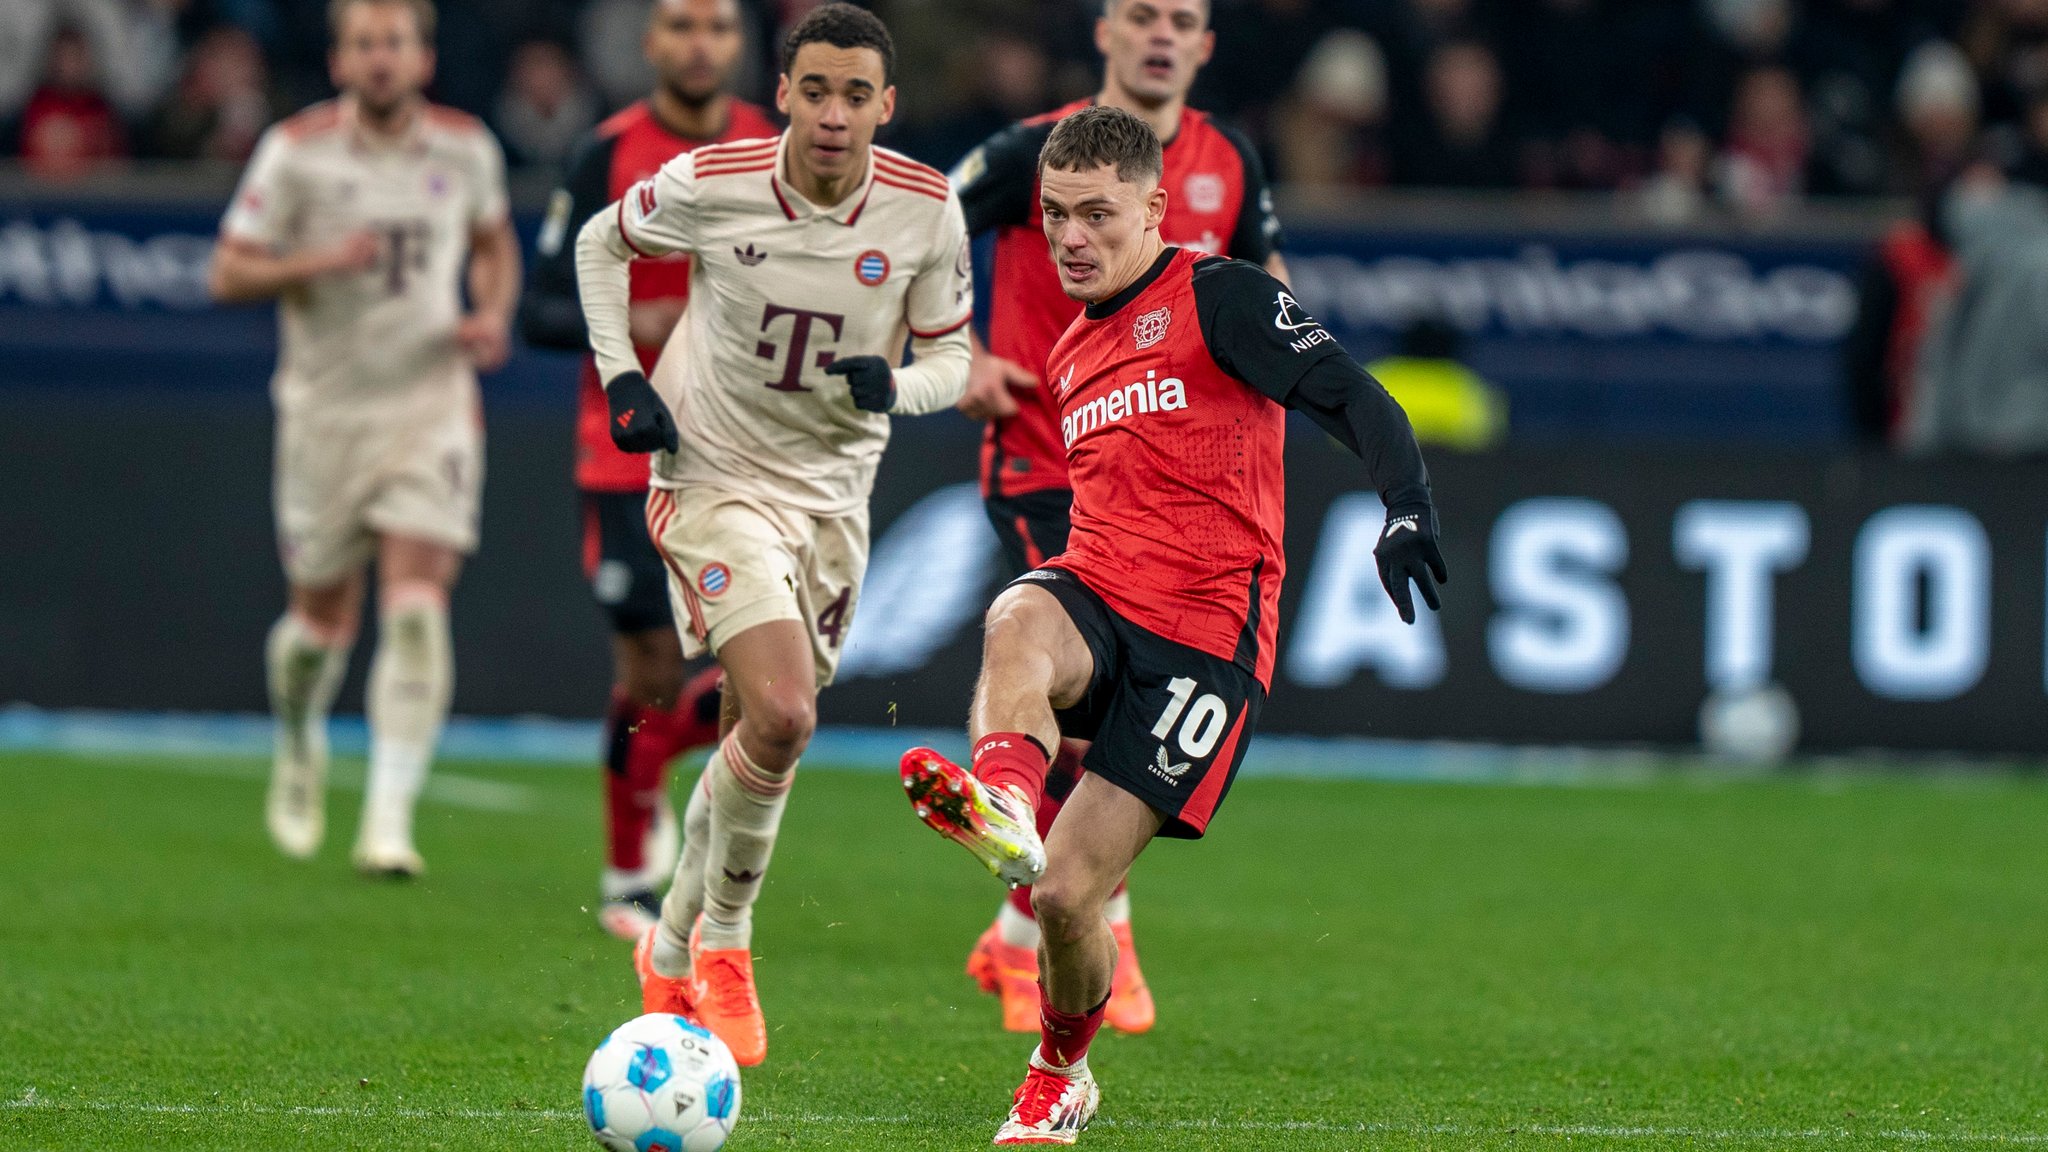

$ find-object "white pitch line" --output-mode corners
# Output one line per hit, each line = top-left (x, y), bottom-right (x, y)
(7, 1095), (2047, 1144)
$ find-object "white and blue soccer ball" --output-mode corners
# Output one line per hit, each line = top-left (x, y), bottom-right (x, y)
(581, 1013), (742, 1152)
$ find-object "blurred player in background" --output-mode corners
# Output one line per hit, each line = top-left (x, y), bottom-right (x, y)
(903, 106), (1444, 1146)
(519, 0), (777, 942)
(574, 4), (972, 1066)
(209, 0), (517, 878)
(944, 0), (1288, 1036)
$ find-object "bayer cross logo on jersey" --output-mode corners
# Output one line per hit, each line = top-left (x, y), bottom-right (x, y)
(1132, 306), (1172, 350)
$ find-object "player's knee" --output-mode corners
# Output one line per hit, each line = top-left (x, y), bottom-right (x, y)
(744, 687), (815, 758)
(618, 639), (685, 710)
(983, 588), (1059, 664)
(1029, 875), (1098, 946)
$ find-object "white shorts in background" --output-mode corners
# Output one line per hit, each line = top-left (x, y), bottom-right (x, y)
(644, 485), (868, 687)
(273, 403), (484, 587)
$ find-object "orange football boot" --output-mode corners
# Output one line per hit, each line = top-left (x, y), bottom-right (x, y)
(632, 926), (706, 1025)
(1105, 920), (1155, 1034)
(691, 922), (767, 1067)
(967, 922), (1001, 995)
(992, 937), (1042, 1033)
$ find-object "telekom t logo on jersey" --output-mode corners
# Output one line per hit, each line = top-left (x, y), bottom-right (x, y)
(755, 303), (845, 392)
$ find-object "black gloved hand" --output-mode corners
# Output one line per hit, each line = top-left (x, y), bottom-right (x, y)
(605, 370), (679, 453)
(1375, 504), (1448, 624)
(825, 355), (895, 413)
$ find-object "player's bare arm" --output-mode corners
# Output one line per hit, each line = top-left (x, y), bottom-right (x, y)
(458, 217), (520, 372)
(958, 329), (1039, 422)
(207, 232), (380, 303)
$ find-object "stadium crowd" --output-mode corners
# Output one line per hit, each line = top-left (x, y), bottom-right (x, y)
(0, 0), (2028, 212)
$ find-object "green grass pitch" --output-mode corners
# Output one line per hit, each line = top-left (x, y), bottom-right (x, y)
(3, 748), (2047, 1150)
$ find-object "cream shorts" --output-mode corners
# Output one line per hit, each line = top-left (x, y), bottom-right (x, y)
(644, 485), (868, 687)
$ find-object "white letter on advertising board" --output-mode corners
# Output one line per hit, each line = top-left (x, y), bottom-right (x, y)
(1852, 506), (1989, 701)
(1286, 493), (1446, 689)
(1674, 500), (1810, 693)
(1488, 498), (1630, 693)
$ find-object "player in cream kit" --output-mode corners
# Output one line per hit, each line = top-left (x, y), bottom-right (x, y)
(209, 0), (519, 878)
(574, 4), (970, 1066)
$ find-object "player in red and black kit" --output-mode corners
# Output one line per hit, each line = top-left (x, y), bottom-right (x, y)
(900, 107), (1446, 1145)
(944, 0), (1286, 1037)
(518, 0), (776, 941)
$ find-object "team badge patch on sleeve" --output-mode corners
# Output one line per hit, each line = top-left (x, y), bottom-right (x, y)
(1133, 306), (1172, 350)
(854, 250), (890, 286)
(698, 562), (732, 598)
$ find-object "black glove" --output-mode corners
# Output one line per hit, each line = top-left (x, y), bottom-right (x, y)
(605, 370), (679, 453)
(1375, 504), (1448, 624)
(825, 355), (895, 413)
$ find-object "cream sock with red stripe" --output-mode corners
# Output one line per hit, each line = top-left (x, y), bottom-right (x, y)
(696, 734), (794, 952)
(651, 760), (716, 978)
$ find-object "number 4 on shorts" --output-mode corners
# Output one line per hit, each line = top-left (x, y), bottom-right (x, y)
(1150, 676), (1230, 759)
(816, 587), (851, 649)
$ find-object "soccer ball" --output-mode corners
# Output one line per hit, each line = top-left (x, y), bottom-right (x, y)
(581, 1013), (742, 1152)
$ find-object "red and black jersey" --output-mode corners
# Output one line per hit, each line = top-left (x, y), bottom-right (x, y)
(952, 99), (1285, 499)
(520, 97), (778, 493)
(1045, 248), (1431, 689)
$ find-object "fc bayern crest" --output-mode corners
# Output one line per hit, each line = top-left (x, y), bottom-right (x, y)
(854, 249), (890, 286)
(1133, 306), (1172, 350)
(1185, 172), (1225, 214)
(698, 562), (732, 598)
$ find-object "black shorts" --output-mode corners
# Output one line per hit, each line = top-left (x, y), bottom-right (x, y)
(1013, 566), (1264, 839)
(985, 488), (1074, 577)
(581, 491), (672, 635)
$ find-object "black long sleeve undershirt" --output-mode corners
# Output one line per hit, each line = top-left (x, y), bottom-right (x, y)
(1190, 254), (1433, 514)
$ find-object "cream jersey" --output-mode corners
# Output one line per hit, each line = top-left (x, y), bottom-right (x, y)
(221, 98), (509, 418)
(595, 131), (973, 515)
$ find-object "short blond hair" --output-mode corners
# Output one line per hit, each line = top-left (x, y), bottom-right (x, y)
(329, 0), (437, 43)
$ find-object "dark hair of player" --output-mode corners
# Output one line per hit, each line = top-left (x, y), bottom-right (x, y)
(328, 0), (437, 41)
(780, 3), (895, 84)
(1038, 105), (1164, 186)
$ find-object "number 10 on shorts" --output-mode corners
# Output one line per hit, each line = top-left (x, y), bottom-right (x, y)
(1150, 676), (1230, 760)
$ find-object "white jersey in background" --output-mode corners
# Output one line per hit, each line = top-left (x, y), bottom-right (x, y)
(596, 131), (974, 514)
(222, 98), (509, 417)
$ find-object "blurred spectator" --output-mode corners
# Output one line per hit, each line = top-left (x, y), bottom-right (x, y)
(1843, 188), (1955, 446)
(1961, 0), (2048, 134)
(147, 24), (274, 162)
(910, 27), (1047, 171)
(1906, 161), (2048, 455)
(1367, 318), (1506, 451)
(1271, 28), (1389, 189)
(496, 39), (597, 166)
(1506, 0), (1630, 190)
(1714, 64), (1810, 215)
(1892, 38), (1979, 195)
(0, 0), (181, 123)
(19, 24), (127, 180)
(1638, 116), (1716, 223)
(582, 0), (658, 108)
(1393, 38), (1514, 189)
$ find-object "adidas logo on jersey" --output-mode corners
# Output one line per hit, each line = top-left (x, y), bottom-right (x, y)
(1061, 370), (1188, 448)
(735, 243), (767, 266)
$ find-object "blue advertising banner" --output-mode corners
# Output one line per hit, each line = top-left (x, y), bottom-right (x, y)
(1283, 227), (1866, 443)
(0, 197), (1874, 440)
